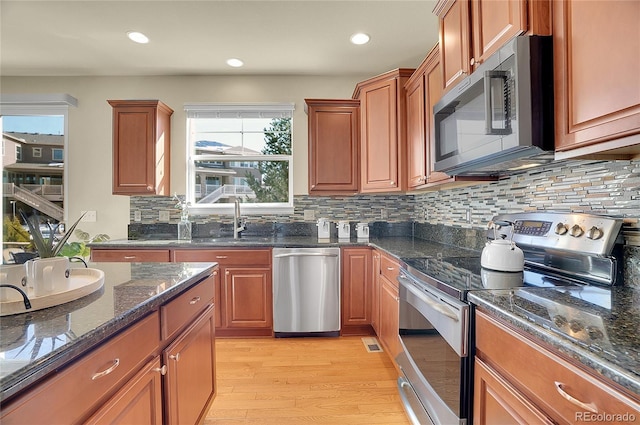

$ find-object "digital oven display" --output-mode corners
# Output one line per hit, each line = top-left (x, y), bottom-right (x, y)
(513, 220), (552, 236)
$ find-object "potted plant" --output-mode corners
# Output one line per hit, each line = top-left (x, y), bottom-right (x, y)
(19, 210), (86, 259)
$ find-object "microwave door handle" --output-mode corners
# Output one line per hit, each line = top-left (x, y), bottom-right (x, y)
(484, 70), (511, 135)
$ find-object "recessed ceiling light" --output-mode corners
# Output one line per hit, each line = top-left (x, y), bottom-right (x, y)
(226, 58), (244, 68)
(350, 33), (370, 45)
(127, 31), (149, 44)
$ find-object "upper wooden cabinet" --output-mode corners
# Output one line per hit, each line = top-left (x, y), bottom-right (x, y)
(434, 0), (550, 93)
(305, 99), (360, 195)
(553, 0), (640, 159)
(353, 69), (414, 193)
(108, 100), (173, 196)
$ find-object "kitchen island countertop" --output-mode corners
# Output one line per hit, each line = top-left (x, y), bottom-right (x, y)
(0, 261), (216, 402)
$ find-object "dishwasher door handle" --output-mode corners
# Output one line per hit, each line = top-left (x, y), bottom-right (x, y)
(274, 253), (339, 258)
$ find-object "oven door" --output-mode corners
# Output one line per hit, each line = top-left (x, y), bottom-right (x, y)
(396, 271), (470, 425)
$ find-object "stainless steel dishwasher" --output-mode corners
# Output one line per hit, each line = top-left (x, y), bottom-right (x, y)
(272, 247), (340, 337)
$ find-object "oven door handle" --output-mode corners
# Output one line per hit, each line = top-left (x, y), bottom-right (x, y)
(400, 275), (459, 322)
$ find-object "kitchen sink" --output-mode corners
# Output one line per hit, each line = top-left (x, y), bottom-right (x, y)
(192, 236), (275, 245)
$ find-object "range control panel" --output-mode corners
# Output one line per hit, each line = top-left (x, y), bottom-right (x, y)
(489, 212), (623, 256)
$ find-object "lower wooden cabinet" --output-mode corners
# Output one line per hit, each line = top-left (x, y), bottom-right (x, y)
(341, 247), (374, 335)
(91, 248), (171, 262)
(173, 249), (272, 337)
(474, 309), (640, 424)
(374, 250), (401, 366)
(164, 305), (216, 425)
(85, 357), (164, 425)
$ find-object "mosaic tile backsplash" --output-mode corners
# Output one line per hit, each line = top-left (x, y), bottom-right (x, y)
(130, 158), (640, 286)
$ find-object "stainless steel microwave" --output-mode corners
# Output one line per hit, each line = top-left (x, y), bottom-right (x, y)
(433, 36), (554, 176)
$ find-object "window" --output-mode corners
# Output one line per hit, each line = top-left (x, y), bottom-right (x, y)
(184, 103), (294, 215)
(32, 147), (42, 158)
(52, 148), (63, 161)
(15, 145), (22, 161)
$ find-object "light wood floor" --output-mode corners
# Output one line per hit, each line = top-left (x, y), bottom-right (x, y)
(204, 336), (411, 425)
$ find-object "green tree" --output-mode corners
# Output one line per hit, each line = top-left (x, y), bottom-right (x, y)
(3, 215), (31, 243)
(244, 118), (291, 203)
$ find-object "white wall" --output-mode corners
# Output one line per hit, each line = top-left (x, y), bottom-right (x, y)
(1, 74), (367, 239)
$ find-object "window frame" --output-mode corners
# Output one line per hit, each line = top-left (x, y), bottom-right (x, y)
(32, 147), (42, 158)
(0, 94), (77, 221)
(184, 103), (295, 216)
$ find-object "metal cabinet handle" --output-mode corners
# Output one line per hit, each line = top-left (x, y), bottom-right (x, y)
(153, 365), (167, 376)
(169, 353), (180, 362)
(123, 256), (136, 260)
(216, 256), (228, 259)
(554, 381), (598, 413)
(386, 267), (395, 271)
(189, 296), (201, 305)
(92, 358), (120, 380)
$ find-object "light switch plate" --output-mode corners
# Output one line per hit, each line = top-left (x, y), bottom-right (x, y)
(159, 210), (170, 222)
(134, 211), (141, 222)
(81, 210), (97, 222)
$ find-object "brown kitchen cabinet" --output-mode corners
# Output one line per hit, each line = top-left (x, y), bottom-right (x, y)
(163, 305), (216, 425)
(353, 69), (414, 193)
(371, 251), (381, 335)
(553, 0), (640, 159)
(376, 251), (401, 366)
(85, 357), (164, 425)
(90, 248), (171, 263)
(305, 99), (360, 195)
(108, 100), (173, 196)
(0, 312), (161, 424)
(474, 309), (640, 424)
(172, 249), (273, 337)
(434, 0), (550, 93)
(341, 247), (374, 335)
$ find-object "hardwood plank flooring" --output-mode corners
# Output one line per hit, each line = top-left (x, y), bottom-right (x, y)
(204, 337), (411, 425)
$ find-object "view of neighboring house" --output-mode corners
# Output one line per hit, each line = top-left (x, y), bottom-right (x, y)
(194, 140), (260, 204)
(2, 132), (65, 221)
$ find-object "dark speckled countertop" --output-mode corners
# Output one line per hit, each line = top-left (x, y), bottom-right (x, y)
(0, 261), (216, 402)
(469, 286), (640, 397)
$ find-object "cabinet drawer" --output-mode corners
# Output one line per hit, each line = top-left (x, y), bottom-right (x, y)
(161, 275), (215, 341)
(475, 310), (640, 423)
(91, 249), (171, 262)
(172, 249), (271, 266)
(0, 312), (160, 424)
(380, 252), (400, 286)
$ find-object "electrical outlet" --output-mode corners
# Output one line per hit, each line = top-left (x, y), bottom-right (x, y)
(466, 209), (471, 223)
(81, 210), (97, 222)
(159, 210), (170, 222)
(134, 211), (141, 222)
(381, 208), (388, 220)
(303, 210), (315, 220)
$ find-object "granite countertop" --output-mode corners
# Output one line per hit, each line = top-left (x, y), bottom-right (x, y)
(469, 286), (640, 397)
(0, 261), (216, 402)
(90, 235), (481, 259)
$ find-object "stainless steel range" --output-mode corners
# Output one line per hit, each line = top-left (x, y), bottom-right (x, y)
(396, 212), (624, 425)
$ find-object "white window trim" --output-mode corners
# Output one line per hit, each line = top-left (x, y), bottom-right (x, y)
(184, 103), (295, 216)
(0, 93), (77, 221)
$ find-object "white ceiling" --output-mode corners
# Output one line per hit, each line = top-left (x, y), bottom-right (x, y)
(0, 0), (440, 77)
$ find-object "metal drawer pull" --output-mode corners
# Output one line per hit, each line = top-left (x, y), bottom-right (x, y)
(386, 267), (395, 271)
(153, 365), (167, 376)
(215, 256), (228, 259)
(189, 296), (201, 305)
(123, 256), (136, 260)
(169, 353), (180, 361)
(92, 358), (120, 380)
(554, 381), (598, 413)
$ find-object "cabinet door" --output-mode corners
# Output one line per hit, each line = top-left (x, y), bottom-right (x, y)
(436, 0), (471, 92)
(85, 357), (164, 425)
(470, 0), (526, 68)
(553, 0), (640, 155)
(406, 72), (427, 189)
(341, 248), (373, 335)
(371, 251), (381, 335)
(306, 99), (360, 194)
(474, 358), (553, 425)
(379, 277), (400, 364)
(224, 266), (272, 329)
(90, 248), (171, 262)
(108, 100), (173, 196)
(164, 305), (216, 425)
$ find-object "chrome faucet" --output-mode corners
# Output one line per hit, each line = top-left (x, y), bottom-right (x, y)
(233, 197), (246, 239)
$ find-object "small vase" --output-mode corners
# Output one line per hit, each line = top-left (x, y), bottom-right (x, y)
(178, 219), (192, 241)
